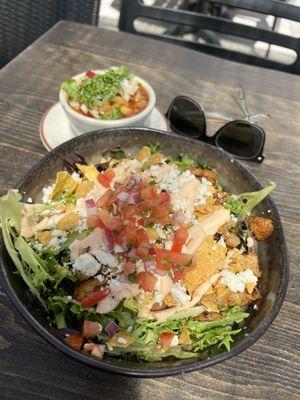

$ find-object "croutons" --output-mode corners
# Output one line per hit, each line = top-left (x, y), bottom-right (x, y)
(249, 216), (274, 240)
(73, 278), (103, 302)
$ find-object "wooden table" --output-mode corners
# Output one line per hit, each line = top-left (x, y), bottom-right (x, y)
(0, 21), (299, 400)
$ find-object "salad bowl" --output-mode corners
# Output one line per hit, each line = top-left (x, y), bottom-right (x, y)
(0, 127), (289, 377)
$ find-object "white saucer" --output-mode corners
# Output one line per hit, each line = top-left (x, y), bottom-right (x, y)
(40, 102), (170, 151)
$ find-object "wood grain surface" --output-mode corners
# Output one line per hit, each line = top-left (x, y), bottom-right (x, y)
(0, 21), (299, 400)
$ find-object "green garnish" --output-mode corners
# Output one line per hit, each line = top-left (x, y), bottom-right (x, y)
(148, 142), (160, 154)
(225, 182), (276, 218)
(61, 66), (131, 120)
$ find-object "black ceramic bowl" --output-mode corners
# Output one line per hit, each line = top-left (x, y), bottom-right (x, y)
(0, 127), (289, 377)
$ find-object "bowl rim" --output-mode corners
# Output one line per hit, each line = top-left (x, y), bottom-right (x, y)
(59, 69), (156, 126)
(0, 127), (289, 378)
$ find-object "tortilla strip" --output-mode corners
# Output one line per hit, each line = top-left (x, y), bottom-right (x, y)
(184, 236), (227, 294)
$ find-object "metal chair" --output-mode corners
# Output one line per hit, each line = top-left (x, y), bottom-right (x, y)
(0, 0), (101, 68)
(119, 0), (300, 74)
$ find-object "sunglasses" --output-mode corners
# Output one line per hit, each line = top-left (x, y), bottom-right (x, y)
(166, 96), (266, 163)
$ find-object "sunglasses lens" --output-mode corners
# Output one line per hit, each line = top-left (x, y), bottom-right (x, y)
(168, 98), (205, 138)
(216, 121), (264, 159)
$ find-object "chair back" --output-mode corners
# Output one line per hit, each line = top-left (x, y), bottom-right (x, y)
(0, 0), (101, 67)
(119, 0), (300, 74)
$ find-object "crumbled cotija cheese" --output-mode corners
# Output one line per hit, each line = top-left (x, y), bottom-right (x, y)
(76, 198), (88, 218)
(73, 253), (101, 277)
(42, 184), (54, 204)
(220, 268), (257, 293)
(170, 282), (191, 304)
(91, 250), (118, 268)
(71, 172), (82, 182)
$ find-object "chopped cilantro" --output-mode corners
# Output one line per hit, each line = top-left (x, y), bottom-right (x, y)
(148, 142), (160, 154)
(198, 161), (212, 170)
(128, 273), (137, 283)
(61, 66), (131, 120)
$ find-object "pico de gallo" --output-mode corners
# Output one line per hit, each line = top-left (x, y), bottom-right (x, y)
(0, 143), (276, 361)
(61, 66), (149, 120)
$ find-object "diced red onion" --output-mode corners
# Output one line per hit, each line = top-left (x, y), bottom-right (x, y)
(117, 191), (129, 202)
(172, 211), (186, 226)
(104, 228), (114, 251)
(145, 260), (156, 271)
(154, 268), (168, 276)
(132, 174), (141, 184)
(125, 247), (136, 258)
(128, 192), (141, 204)
(85, 199), (96, 208)
(149, 246), (156, 255)
(105, 321), (119, 338)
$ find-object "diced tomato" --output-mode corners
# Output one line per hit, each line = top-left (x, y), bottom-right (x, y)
(124, 221), (137, 246)
(141, 185), (157, 201)
(97, 169), (115, 188)
(123, 261), (135, 276)
(120, 205), (138, 222)
(156, 249), (195, 281)
(136, 228), (149, 245)
(136, 271), (157, 291)
(87, 215), (105, 228)
(97, 209), (122, 232)
(157, 191), (171, 205)
(96, 189), (115, 208)
(158, 332), (175, 351)
(114, 231), (124, 246)
(137, 200), (153, 213)
(104, 227), (114, 251)
(151, 205), (170, 224)
(65, 334), (84, 351)
(81, 288), (111, 308)
(136, 243), (149, 259)
(86, 70), (95, 78)
(82, 320), (101, 338)
(171, 226), (189, 253)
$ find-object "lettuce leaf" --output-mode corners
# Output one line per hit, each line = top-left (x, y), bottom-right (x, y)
(173, 153), (195, 172)
(0, 190), (77, 309)
(107, 343), (198, 361)
(225, 181), (276, 218)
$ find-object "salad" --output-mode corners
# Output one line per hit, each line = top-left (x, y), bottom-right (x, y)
(0, 144), (275, 361)
(61, 66), (149, 120)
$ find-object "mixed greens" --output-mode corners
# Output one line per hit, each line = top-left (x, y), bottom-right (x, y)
(0, 144), (275, 361)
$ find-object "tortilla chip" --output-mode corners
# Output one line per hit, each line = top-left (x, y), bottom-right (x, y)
(148, 152), (164, 165)
(56, 212), (80, 230)
(194, 204), (221, 221)
(106, 331), (135, 350)
(76, 164), (99, 181)
(246, 282), (256, 294)
(200, 299), (219, 313)
(227, 249), (261, 277)
(75, 180), (94, 199)
(184, 236), (227, 295)
(163, 293), (177, 307)
(215, 283), (230, 298)
(134, 146), (151, 163)
(179, 328), (192, 345)
(35, 230), (52, 245)
(50, 171), (78, 200)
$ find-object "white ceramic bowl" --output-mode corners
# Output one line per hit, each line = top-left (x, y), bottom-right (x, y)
(59, 69), (156, 135)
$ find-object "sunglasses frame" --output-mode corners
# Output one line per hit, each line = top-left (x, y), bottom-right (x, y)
(166, 95), (266, 163)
